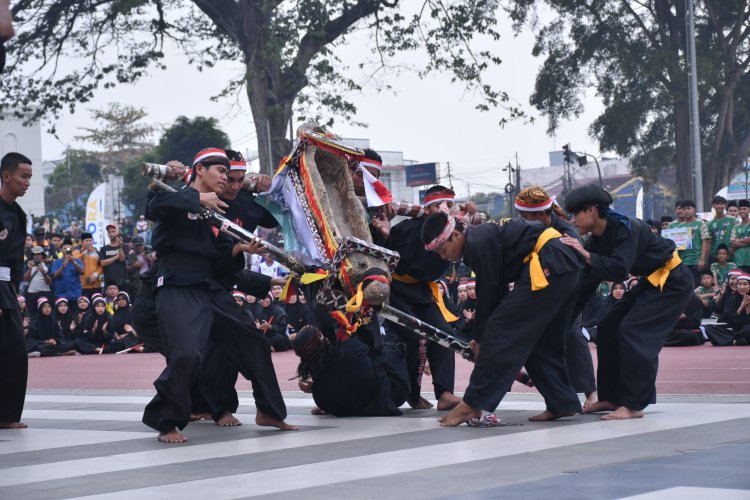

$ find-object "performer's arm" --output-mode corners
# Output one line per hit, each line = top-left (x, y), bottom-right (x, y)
(147, 189), (202, 220)
(586, 222), (637, 283)
(233, 269), (273, 297)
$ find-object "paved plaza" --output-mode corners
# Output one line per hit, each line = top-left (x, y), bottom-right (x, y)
(1, 347), (749, 499)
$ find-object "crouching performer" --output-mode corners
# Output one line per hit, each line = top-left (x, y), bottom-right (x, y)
(421, 213), (583, 426)
(561, 185), (694, 420)
(293, 325), (410, 417)
(141, 148), (296, 443)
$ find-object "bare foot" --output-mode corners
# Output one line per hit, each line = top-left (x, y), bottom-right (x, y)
(158, 429), (187, 443)
(0, 422), (28, 429)
(601, 406), (644, 420)
(216, 411), (242, 426)
(583, 391), (598, 411)
(423, 362), (432, 376)
(190, 412), (211, 422)
(255, 409), (298, 431)
(581, 400), (618, 414)
(528, 410), (578, 421)
(408, 396), (434, 409)
(311, 407), (327, 416)
(437, 392), (462, 411)
(438, 401), (481, 427)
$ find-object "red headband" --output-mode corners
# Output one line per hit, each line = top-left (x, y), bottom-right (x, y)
(193, 148), (228, 167)
(423, 190), (455, 206)
(425, 216), (456, 251)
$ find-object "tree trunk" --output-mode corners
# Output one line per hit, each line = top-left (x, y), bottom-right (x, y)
(673, 96), (693, 200)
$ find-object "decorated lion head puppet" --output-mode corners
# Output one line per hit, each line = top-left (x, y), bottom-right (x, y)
(258, 122), (398, 337)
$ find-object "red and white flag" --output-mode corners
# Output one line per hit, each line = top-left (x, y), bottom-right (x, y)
(359, 166), (393, 207)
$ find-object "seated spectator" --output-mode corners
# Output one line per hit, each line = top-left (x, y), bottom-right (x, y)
(694, 271), (718, 318)
(626, 276), (640, 290)
(270, 284), (284, 303)
(455, 278), (477, 341)
(53, 298), (77, 341)
(711, 270), (740, 319)
(724, 274), (750, 346)
(285, 293), (315, 341)
(664, 295), (705, 346)
(710, 244), (737, 286)
(109, 292), (143, 353)
(28, 297), (77, 356)
(233, 291), (256, 319)
(583, 282), (626, 343)
(256, 293), (290, 352)
(456, 283), (468, 304)
(50, 241), (84, 307)
(246, 294), (261, 319)
(74, 297), (114, 354)
(18, 295), (29, 323)
(103, 283), (119, 315)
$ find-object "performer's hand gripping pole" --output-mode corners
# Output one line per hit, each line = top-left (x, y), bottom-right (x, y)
(146, 178), (310, 275)
(378, 304), (474, 361)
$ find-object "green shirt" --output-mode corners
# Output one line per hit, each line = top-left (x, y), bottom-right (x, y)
(710, 261), (737, 285)
(679, 219), (710, 265)
(708, 216), (735, 257)
(731, 222), (750, 267)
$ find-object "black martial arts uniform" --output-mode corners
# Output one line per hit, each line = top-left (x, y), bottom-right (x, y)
(308, 336), (410, 416)
(108, 300), (142, 352)
(0, 196), (27, 424)
(461, 219), (583, 415)
(549, 213), (597, 396)
(141, 187), (286, 433)
(664, 294), (705, 346)
(386, 216), (457, 403)
(576, 212), (694, 411)
(54, 307), (77, 341)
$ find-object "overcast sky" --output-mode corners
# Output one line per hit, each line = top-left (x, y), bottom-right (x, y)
(40, 6), (606, 198)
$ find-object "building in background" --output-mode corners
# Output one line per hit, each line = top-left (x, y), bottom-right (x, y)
(0, 111), (45, 217)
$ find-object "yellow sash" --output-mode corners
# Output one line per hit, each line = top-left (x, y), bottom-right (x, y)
(647, 251), (681, 291)
(392, 273), (459, 322)
(523, 227), (562, 291)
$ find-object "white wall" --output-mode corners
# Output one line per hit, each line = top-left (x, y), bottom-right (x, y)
(0, 112), (45, 217)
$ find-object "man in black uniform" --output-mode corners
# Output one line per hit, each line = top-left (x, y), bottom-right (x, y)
(373, 185), (462, 410)
(514, 186), (599, 414)
(142, 147), (296, 443)
(561, 184), (693, 420)
(421, 212), (583, 426)
(0, 152), (32, 429)
(293, 325), (410, 417)
(196, 150), (286, 427)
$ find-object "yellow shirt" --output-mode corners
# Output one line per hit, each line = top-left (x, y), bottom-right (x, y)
(74, 248), (103, 290)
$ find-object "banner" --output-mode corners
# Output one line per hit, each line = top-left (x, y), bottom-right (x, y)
(661, 227), (692, 251)
(85, 183), (107, 249)
(405, 163), (438, 187)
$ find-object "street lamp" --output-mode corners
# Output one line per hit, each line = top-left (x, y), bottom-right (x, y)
(574, 151), (603, 188)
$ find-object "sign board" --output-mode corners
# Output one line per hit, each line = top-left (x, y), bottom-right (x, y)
(405, 163), (438, 187)
(85, 183), (108, 249)
(661, 227), (693, 250)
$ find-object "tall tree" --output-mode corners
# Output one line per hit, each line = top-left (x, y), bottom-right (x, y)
(76, 103), (156, 175)
(44, 149), (103, 220)
(508, 0), (750, 204)
(1, 1), (516, 175)
(121, 115), (231, 215)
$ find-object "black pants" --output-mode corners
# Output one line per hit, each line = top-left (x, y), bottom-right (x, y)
(142, 285), (286, 433)
(596, 264), (694, 411)
(0, 306), (27, 423)
(567, 313), (597, 395)
(463, 269), (582, 414)
(199, 336), (240, 420)
(387, 295), (456, 401)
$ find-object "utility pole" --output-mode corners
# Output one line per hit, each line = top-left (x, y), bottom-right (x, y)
(467, 181), (471, 198)
(446, 162), (454, 190)
(686, 0), (704, 210)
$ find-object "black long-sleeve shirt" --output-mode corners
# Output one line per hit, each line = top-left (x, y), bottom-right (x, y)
(387, 217), (449, 304)
(146, 188), (244, 289)
(0, 197), (27, 309)
(577, 213), (676, 312)
(462, 219), (582, 342)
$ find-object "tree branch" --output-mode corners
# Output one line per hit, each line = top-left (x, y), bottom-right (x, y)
(190, 0), (240, 40)
(285, 0), (384, 97)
